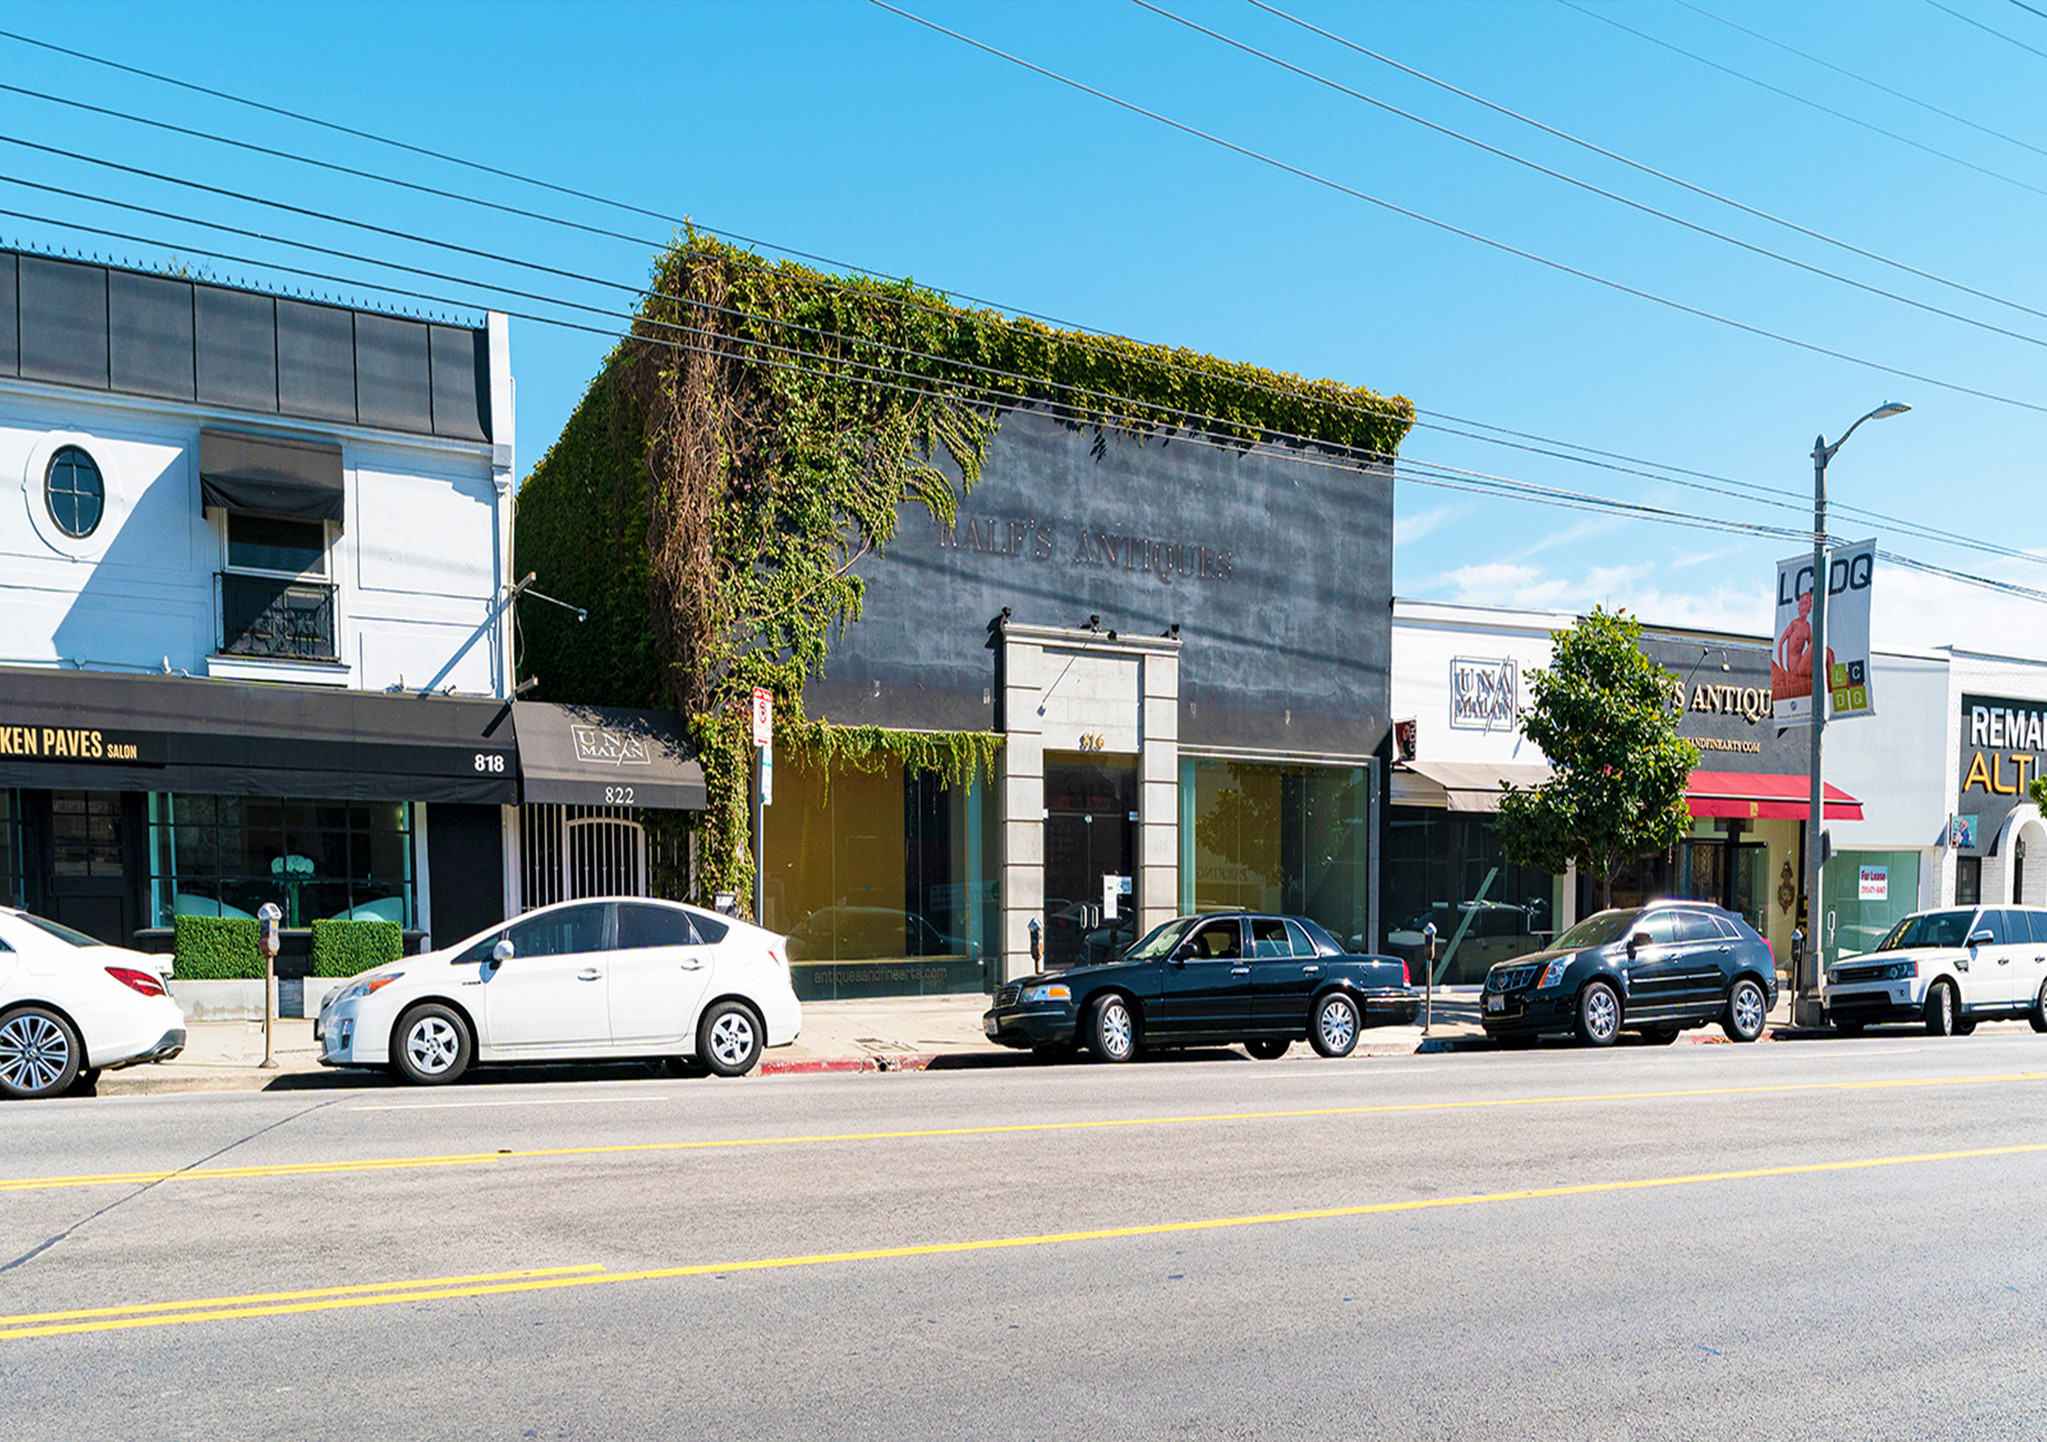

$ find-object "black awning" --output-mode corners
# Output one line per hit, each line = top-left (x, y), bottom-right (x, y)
(513, 702), (705, 811)
(199, 429), (346, 525)
(0, 667), (515, 803)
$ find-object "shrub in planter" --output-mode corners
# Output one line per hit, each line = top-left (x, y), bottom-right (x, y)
(309, 919), (404, 977)
(172, 915), (264, 979)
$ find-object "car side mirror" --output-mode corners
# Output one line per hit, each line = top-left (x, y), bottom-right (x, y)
(1967, 929), (1993, 948)
(1170, 940), (1197, 965)
(491, 938), (515, 962)
(1626, 932), (1653, 958)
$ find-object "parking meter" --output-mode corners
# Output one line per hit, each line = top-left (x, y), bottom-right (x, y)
(1422, 921), (1438, 1035)
(1028, 917), (1042, 968)
(256, 902), (282, 1070)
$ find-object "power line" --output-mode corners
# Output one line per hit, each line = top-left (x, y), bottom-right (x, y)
(1930, 0), (2047, 60)
(7, 24), (2037, 581)
(1673, 0), (2047, 164)
(871, 0), (2047, 417)
(0, 19), (2020, 560)
(1137, 0), (2047, 353)
(1556, 1), (2047, 204)
(15, 169), (2044, 574)
(1251, 0), (2047, 329)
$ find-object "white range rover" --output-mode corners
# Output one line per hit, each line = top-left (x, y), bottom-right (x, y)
(1824, 905), (2047, 1036)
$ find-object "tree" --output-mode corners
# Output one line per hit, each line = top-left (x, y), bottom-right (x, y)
(1497, 608), (1700, 909)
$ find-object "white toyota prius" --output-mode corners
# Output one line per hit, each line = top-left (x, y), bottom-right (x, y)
(317, 897), (802, 1083)
(0, 908), (186, 1100)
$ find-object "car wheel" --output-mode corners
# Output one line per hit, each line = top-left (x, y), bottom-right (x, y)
(0, 1006), (83, 1100)
(2032, 980), (2047, 1034)
(1924, 980), (1959, 1037)
(1644, 1025), (1682, 1045)
(1309, 993), (1360, 1058)
(1575, 981), (1621, 1047)
(1722, 978), (1768, 1043)
(1086, 995), (1139, 1063)
(1955, 1018), (1978, 1037)
(1245, 1038), (1290, 1060)
(699, 1001), (765, 1077)
(392, 1003), (472, 1086)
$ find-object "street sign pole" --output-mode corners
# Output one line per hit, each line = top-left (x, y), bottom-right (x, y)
(257, 902), (281, 1070)
(1422, 922), (1437, 1037)
(751, 688), (773, 923)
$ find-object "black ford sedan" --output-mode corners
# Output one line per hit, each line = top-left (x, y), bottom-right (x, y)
(1480, 901), (1778, 1047)
(983, 913), (1419, 1063)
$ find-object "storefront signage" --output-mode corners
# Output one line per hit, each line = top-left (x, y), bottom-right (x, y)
(569, 724), (653, 767)
(1951, 815), (1978, 849)
(934, 514), (1234, 585)
(1859, 864), (1887, 901)
(1639, 635), (1804, 773)
(0, 723), (163, 765)
(1772, 542), (1876, 724)
(1448, 657), (1517, 730)
(1953, 694), (2047, 854)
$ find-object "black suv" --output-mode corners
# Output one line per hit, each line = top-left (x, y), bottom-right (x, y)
(1480, 901), (1778, 1047)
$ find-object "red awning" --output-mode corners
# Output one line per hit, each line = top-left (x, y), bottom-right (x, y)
(1685, 770), (1863, 822)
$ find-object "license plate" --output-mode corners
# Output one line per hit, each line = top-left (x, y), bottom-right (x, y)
(1486, 993), (1505, 1013)
(984, 1017), (1000, 1037)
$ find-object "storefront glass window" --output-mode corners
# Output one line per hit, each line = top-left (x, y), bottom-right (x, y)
(762, 759), (999, 1001)
(1821, 850), (1922, 970)
(146, 795), (414, 929)
(0, 790), (25, 907)
(1383, 804), (1558, 985)
(1180, 759), (1369, 953)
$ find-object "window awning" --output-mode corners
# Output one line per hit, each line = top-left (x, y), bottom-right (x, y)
(1396, 759), (1553, 813)
(512, 702), (705, 811)
(1686, 770), (1862, 821)
(199, 429), (345, 525)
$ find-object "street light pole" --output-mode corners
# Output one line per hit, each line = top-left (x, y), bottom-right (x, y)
(1796, 401), (1909, 1027)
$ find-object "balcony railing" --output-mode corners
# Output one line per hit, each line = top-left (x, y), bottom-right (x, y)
(217, 572), (338, 661)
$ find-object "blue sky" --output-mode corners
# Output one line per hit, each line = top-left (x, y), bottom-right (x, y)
(7, 0), (2045, 653)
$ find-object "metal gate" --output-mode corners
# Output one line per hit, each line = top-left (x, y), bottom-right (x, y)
(520, 804), (648, 911)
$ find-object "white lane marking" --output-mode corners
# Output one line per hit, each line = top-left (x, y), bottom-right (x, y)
(351, 1094), (675, 1112)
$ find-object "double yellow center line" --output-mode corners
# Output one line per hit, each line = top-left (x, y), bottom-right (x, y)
(5, 1070), (2044, 1195)
(7, 1138), (2047, 1342)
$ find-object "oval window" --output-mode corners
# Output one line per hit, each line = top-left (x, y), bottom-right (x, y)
(44, 446), (104, 539)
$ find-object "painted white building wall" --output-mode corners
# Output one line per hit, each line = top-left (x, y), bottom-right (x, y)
(1822, 648), (1952, 909)
(0, 368), (509, 698)
(1389, 599), (1569, 772)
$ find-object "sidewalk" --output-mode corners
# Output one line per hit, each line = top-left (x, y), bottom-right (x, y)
(94, 993), (1479, 1096)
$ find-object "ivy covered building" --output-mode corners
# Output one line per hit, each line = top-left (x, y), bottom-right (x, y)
(514, 238), (1410, 1000)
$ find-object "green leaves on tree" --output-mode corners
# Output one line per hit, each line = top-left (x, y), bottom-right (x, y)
(1496, 608), (1700, 908)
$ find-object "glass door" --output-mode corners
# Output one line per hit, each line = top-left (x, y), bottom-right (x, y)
(1042, 755), (1137, 970)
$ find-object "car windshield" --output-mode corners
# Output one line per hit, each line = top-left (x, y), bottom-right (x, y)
(12, 912), (104, 947)
(1123, 919), (1196, 961)
(1877, 910), (1978, 951)
(1551, 910), (1641, 950)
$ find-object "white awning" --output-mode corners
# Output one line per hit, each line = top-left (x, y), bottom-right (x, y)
(1395, 759), (1551, 813)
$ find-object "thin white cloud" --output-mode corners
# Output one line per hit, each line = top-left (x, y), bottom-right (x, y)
(1393, 501), (1470, 547)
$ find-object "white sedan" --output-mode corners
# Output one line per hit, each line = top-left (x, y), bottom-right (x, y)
(317, 897), (802, 1083)
(0, 909), (186, 1100)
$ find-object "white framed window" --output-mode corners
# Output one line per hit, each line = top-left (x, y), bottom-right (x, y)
(221, 512), (331, 579)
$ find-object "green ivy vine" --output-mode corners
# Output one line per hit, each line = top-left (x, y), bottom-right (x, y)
(515, 231), (1411, 917)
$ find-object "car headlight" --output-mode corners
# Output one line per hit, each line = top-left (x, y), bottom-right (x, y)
(1023, 983), (1072, 1004)
(1537, 957), (1571, 989)
(336, 972), (403, 1005)
(1886, 960), (1918, 981)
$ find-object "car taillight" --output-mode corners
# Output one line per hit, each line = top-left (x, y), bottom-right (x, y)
(107, 966), (166, 998)
(1402, 959), (1411, 986)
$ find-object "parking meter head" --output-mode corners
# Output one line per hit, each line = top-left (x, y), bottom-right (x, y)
(256, 902), (282, 960)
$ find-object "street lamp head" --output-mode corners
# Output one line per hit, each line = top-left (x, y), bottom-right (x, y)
(1871, 401), (1911, 420)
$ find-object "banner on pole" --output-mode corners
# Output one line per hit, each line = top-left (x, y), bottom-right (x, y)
(751, 687), (773, 747)
(1772, 539), (1875, 724)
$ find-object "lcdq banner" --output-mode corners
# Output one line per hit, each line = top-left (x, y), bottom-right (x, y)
(1771, 539), (1876, 725)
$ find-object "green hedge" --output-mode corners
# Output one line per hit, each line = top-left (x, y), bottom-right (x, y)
(310, 919), (404, 977)
(172, 915), (263, 980)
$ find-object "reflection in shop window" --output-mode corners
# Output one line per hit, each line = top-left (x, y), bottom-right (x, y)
(1381, 804), (1558, 986)
(0, 790), (25, 907)
(145, 794), (413, 929)
(1181, 759), (1369, 953)
(762, 758), (999, 1001)
(1821, 850), (1921, 970)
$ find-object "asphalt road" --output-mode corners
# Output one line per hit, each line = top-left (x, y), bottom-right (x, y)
(5, 1031), (2047, 1440)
